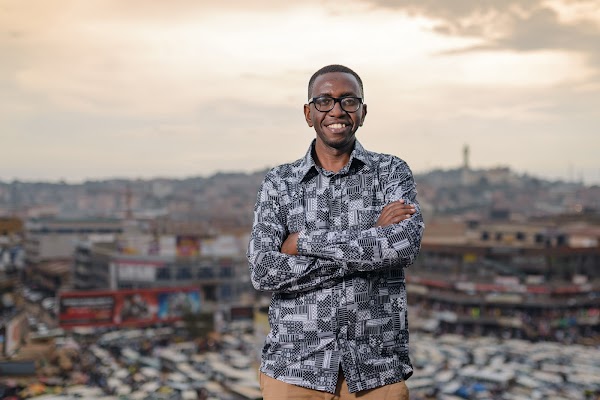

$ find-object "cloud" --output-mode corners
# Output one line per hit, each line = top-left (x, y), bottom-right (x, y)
(0, 94), (310, 182)
(0, 0), (598, 183)
(364, 0), (600, 70)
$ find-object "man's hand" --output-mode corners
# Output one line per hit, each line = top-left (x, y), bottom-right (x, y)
(281, 232), (299, 255)
(376, 200), (416, 227)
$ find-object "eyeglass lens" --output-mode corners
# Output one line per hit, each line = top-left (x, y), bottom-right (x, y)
(313, 97), (361, 112)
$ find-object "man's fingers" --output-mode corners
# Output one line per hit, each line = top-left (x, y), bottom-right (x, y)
(376, 201), (417, 227)
(388, 214), (412, 223)
(376, 210), (414, 227)
(376, 215), (411, 227)
(381, 202), (416, 218)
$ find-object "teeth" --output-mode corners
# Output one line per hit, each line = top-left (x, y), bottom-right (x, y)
(328, 123), (346, 129)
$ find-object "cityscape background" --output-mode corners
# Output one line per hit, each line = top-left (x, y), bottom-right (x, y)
(1, 160), (599, 399)
(1, 0), (599, 399)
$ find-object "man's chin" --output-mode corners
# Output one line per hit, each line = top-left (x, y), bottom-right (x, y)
(320, 135), (355, 151)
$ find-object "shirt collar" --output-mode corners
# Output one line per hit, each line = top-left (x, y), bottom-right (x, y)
(298, 139), (372, 181)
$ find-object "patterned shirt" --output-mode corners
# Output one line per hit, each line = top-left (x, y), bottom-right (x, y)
(247, 140), (425, 393)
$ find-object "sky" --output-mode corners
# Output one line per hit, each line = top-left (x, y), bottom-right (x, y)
(1, 0), (599, 184)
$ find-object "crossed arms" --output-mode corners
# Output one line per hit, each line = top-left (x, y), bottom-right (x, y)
(247, 161), (425, 293)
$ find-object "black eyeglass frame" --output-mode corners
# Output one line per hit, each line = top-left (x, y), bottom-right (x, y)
(308, 96), (364, 113)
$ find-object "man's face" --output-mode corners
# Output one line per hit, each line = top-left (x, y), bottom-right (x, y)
(304, 72), (367, 151)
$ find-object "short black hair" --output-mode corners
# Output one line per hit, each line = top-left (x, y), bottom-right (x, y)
(308, 64), (364, 100)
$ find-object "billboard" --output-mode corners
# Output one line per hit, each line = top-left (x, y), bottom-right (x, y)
(230, 306), (254, 321)
(59, 287), (200, 328)
(176, 235), (200, 257)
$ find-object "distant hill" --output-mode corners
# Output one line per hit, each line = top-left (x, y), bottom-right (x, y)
(1, 167), (598, 228)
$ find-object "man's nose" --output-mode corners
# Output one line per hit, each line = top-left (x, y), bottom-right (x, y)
(328, 100), (345, 116)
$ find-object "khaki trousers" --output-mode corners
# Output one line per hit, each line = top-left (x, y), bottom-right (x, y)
(259, 370), (409, 400)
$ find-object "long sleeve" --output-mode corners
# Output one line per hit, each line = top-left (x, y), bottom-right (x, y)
(296, 160), (425, 272)
(247, 172), (345, 293)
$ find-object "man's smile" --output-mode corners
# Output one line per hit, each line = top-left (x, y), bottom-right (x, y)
(325, 122), (350, 134)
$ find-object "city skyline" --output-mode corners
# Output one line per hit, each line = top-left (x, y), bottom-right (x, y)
(1, 0), (599, 184)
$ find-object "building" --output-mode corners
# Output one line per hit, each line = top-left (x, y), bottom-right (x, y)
(72, 233), (253, 311)
(24, 218), (123, 264)
(0, 217), (23, 236)
(23, 218), (123, 295)
(408, 218), (600, 343)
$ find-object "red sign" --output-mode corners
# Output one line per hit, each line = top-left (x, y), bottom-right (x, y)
(176, 235), (200, 257)
(58, 287), (200, 328)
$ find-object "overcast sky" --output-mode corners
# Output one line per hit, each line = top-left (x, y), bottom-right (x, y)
(1, 0), (599, 184)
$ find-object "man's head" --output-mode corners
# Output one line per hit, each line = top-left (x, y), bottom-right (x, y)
(307, 64), (364, 100)
(304, 65), (367, 152)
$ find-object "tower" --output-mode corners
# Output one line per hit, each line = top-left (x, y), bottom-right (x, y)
(461, 144), (471, 186)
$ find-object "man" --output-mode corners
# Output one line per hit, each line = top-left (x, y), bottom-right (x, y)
(248, 64), (424, 399)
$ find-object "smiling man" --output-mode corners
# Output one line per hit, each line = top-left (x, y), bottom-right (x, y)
(248, 64), (425, 399)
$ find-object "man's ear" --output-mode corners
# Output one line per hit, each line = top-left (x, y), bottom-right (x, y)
(360, 103), (367, 126)
(304, 104), (313, 127)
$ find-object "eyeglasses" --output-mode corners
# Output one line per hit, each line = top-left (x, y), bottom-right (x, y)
(308, 96), (363, 113)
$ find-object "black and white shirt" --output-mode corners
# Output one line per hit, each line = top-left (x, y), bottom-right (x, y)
(248, 140), (425, 393)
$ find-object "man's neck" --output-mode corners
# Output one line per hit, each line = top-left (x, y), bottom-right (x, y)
(313, 140), (354, 173)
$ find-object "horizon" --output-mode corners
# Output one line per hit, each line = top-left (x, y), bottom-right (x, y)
(1, 1), (599, 184)
(0, 163), (595, 187)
